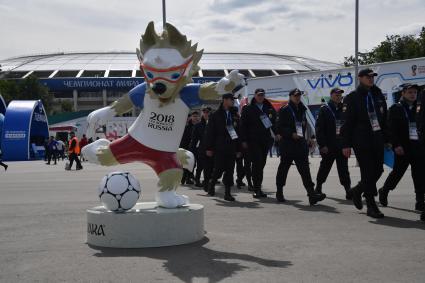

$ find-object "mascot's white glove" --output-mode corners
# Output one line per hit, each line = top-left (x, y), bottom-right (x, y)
(86, 106), (117, 138)
(215, 69), (245, 95)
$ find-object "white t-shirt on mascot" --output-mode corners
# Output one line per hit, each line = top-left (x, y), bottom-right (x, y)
(127, 83), (203, 152)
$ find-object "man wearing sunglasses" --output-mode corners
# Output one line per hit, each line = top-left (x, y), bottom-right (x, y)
(240, 88), (277, 199)
(341, 68), (388, 218)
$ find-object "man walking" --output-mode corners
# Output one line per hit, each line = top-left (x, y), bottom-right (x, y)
(240, 88), (277, 198)
(66, 132), (83, 170)
(315, 88), (352, 199)
(275, 88), (325, 205)
(341, 68), (388, 218)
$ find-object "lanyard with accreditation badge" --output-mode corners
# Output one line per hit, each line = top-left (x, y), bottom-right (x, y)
(401, 103), (418, 140)
(225, 111), (238, 140)
(366, 93), (381, 132)
(288, 105), (304, 137)
(326, 103), (342, 135)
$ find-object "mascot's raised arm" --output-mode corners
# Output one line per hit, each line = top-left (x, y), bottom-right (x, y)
(82, 21), (245, 208)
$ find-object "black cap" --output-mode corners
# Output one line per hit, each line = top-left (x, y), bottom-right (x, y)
(358, 68), (378, 77)
(401, 83), (419, 91)
(289, 88), (302, 96)
(330, 87), (344, 95)
(202, 106), (212, 112)
(255, 88), (265, 95)
(222, 93), (235, 99)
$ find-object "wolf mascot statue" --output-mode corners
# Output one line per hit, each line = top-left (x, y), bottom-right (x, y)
(82, 22), (245, 208)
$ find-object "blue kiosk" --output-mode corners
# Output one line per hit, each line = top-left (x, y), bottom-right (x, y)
(1, 100), (49, 161)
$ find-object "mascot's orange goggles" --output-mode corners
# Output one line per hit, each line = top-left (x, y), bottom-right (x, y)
(140, 57), (193, 84)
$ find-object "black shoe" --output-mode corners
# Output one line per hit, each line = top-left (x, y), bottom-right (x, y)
(208, 190), (215, 196)
(195, 181), (203, 188)
(76, 166), (83, 170)
(253, 191), (262, 199)
(224, 194), (235, 201)
(345, 189), (353, 200)
(366, 199), (384, 218)
(378, 188), (389, 207)
(350, 186), (363, 210)
(186, 179), (194, 185)
(207, 182), (215, 196)
(421, 211), (425, 222)
(236, 180), (246, 189)
(276, 192), (286, 202)
(308, 193), (326, 206)
(314, 184), (322, 195)
(46, 162), (50, 165)
(4, 165), (8, 171)
(415, 202), (425, 211)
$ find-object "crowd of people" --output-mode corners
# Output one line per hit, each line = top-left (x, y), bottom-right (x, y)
(44, 132), (89, 170)
(179, 68), (425, 222)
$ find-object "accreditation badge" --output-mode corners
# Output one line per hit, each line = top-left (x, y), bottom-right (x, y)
(409, 122), (418, 140)
(226, 125), (238, 140)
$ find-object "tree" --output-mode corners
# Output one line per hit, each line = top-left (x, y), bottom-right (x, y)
(60, 100), (73, 112)
(344, 27), (425, 66)
(0, 75), (54, 114)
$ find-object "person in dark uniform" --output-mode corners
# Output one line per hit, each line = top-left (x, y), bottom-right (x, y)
(190, 107), (211, 187)
(205, 93), (241, 201)
(180, 112), (199, 185)
(240, 88), (277, 198)
(341, 68), (388, 218)
(231, 105), (248, 189)
(378, 83), (425, 211)
(315, 87), (352, 199)
(275, 88), (325, 205)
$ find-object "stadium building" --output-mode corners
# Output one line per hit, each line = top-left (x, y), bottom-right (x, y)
(0, 51), (341, 114)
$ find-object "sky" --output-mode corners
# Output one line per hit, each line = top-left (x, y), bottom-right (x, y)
(1, 0), (425, 64)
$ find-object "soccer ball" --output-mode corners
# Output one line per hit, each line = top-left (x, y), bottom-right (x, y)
(98, 172), (141, 212)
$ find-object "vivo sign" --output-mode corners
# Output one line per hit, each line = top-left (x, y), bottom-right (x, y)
(306, 73), (353, 90)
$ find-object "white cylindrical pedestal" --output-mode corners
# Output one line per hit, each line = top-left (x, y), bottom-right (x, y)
(87, 202), (204, 248)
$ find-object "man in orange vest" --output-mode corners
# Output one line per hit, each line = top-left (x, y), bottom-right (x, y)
(66, 131), (83, 170)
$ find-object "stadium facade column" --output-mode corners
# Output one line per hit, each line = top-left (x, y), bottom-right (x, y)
(73, 89), (78, 111)
(102, 89), (107, 107)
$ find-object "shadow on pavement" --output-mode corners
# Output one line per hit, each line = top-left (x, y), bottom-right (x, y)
(283, 199), (340, 214)
(327, 196), (354, 206)
(213, 198), (262, 209)
(387, 205), (420, 214)
(368, 215), (425, 230)
(89, 237), (292, 283)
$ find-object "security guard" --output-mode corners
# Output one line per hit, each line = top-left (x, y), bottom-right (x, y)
(275, 88), (325, 205)
(379, 83), (425, 211)
(190, 107), (211, 187)
(240, 88), (277, 198)
(66, 131), (83, 171)
(315, 87), (352, 199)
(341, 68), (388, 218)
(205, 93), (241, 201)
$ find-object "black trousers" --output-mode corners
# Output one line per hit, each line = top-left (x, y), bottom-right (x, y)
(210, 153), (236, 187)
(47, 150), (57, 164)
(383, 149), (425, 195)
(236, 156), (245, 181)
(248, 142), (269, 189)
(202, 155), (214, 186)
(353, 146), (384, 197)
(316, 149), (351, 188)
(276, 152), (315, 193)
(68, 152), (82, 169)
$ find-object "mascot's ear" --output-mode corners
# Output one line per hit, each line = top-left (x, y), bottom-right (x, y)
(140, 21), (159, 53)
(136, 48), (143, 62)
(165, 22), (188, 50)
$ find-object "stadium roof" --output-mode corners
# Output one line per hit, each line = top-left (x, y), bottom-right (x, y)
(0, 52), (342, 78)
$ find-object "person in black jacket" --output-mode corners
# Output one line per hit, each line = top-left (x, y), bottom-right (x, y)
(205, 93), (241, 201)
(180, 112), (199, 185)
(341, 68), (388, 218)
(378, 83), (425, 211)
(240, 88), (277, 198)
(189, 107), (211, 187)
(315, 87), (352, 199)
(275, 88), (325, 205)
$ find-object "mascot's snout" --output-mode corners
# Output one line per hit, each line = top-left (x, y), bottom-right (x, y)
(152, 82), (167, 95)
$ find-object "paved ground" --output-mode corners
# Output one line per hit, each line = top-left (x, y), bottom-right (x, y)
(0, 157), (424, 283)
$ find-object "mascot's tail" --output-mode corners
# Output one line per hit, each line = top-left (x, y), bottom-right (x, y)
(81, 139), (111, 165)
(176, 148), (195, 171)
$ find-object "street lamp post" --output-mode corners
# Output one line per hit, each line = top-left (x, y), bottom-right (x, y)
(162, 0), (167, 28)
(354, 0), (359, 87)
